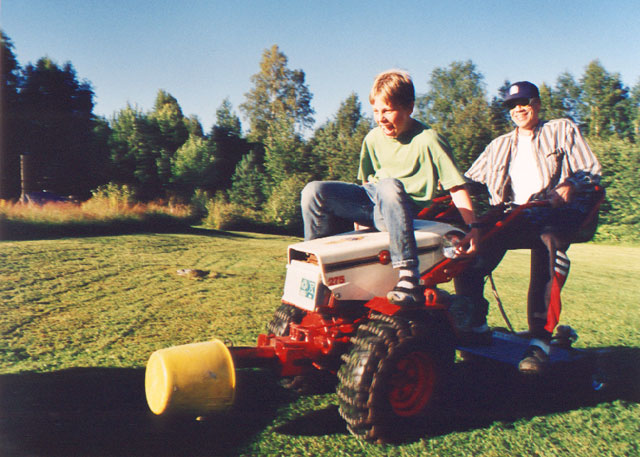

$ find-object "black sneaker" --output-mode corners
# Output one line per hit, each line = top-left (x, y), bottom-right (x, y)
(518, 345), (549, 374)
(387, 275), (425, 307)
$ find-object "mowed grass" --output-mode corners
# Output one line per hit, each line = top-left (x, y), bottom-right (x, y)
(0, 232), (638, 456)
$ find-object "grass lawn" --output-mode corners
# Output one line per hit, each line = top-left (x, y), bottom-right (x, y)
(0, 231), (638, 456)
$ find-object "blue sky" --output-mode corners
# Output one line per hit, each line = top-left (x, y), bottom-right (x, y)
(2, 0), (639, 133)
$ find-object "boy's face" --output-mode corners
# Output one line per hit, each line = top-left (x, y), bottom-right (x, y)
(371, 96), (413, 138)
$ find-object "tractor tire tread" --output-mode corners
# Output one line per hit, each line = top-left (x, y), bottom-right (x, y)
(337, 312), (455, 442)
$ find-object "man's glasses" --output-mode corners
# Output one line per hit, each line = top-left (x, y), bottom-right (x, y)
(505, 98), (534, 110)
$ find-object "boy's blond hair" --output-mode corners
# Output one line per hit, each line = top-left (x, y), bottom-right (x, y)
(369, 69), (415, 108)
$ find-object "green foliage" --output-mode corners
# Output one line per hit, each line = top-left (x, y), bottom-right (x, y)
(2, 28), (639, 237)
(228, 149), (267, 210)
(632, 79), (640, 138)
(170, 134), (215, 196)
(189, 188), (211, 220)
(107, 91), (197, 199)
(487, 80), (513, 138)
(256, 113), (322, 228)
(312, 93), (372, 182)
(90, 182), (135, 207)
(551, 72), (582, 122)
(539, 82), (566, 122)
(263, 114), (318, 188)
(0, 31), (22, 199)
(0, 32), (20, 96)
(109, 105), (162, 198)
(210, 98), (243, 139)
(240, 44), (314, 143)
(202, 192), (260, 231)
(589, 137), (640, 241)
(580, 60), (633, 139)
(18, 57), (98, 197)
(209, 99), (250, 191)
(150, 90), (190, 147)
(416, 60), (493, 170)
(149, 89), (190, 187)
(184, 114), (204, 137)
(264, 174), (310, 232)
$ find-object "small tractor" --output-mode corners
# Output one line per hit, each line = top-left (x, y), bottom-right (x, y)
(144, 192), (605, 443)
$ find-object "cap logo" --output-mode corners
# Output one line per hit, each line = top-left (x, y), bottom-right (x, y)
(509, 85), (520, 95)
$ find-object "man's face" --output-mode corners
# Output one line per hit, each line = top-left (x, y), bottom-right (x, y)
(508, 98), (541, 132)
(371, 96), (413, 138)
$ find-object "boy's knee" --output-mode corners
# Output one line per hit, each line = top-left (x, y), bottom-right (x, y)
(376, 178), (406, 201)
(301, 181), (323, 204)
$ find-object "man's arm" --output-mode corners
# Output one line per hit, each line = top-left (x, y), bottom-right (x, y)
(552, 120), (601, 204)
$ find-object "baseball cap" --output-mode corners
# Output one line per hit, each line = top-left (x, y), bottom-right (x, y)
(503, 81), (540, 105)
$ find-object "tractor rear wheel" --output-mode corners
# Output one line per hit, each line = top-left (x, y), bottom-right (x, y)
(337, 311), (455, 442)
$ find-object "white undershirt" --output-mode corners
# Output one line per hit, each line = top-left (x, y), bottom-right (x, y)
(509, 134), (543, 204)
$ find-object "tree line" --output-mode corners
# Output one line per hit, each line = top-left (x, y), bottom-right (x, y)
(1, 33), (638, 236)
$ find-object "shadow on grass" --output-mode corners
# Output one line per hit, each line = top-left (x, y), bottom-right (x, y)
(2, 347), (636, 453)
(0, 367), (293, 457)
(275, 346), (640, 443)
(0, 218), (300, 242)
(416, 346), (640, 439)
(274, 405), (346, 436)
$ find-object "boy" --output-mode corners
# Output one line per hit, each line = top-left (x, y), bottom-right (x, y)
(301, 69), (480, 307)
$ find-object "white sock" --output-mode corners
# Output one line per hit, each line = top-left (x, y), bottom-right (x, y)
(530, 338), (551, 355)
(397, 268), (420, 289)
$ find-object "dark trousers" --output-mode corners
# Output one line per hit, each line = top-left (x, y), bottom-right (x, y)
(454, 197), (594, 339)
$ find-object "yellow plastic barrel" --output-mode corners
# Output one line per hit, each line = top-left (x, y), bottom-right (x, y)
(145, 339), (236, 416)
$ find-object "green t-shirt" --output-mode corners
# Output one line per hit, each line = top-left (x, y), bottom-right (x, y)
(357, 120), (465, 209)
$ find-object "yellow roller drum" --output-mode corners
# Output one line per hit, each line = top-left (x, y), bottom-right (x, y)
(145, 339), (236, 416)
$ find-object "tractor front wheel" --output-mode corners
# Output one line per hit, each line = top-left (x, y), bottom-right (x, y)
(267, 302), (305, 337)
(337, 311), (454, 442)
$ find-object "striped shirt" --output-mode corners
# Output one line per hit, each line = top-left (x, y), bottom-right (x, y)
(465, 119), (601, 205)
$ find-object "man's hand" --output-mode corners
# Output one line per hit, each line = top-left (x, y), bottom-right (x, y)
(549, 183), (574, 207)
(354, 222), (372, 231)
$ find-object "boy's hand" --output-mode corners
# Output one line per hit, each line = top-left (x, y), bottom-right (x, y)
(454, 228), (480, 256)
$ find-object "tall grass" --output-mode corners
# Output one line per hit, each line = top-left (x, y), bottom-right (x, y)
(0, 187), (194, 240)
(0, 199), (191, 222)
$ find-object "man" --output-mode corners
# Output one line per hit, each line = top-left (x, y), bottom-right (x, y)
(457, 81), (602, 373)
(301, 69), (480, 307)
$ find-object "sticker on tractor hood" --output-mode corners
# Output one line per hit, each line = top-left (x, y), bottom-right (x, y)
(299, 278), (316, 299)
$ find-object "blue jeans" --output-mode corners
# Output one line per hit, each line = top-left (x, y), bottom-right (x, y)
(300, 179), (420, 269)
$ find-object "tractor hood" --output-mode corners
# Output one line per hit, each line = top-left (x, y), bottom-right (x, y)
(283, 220), (462, 307)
